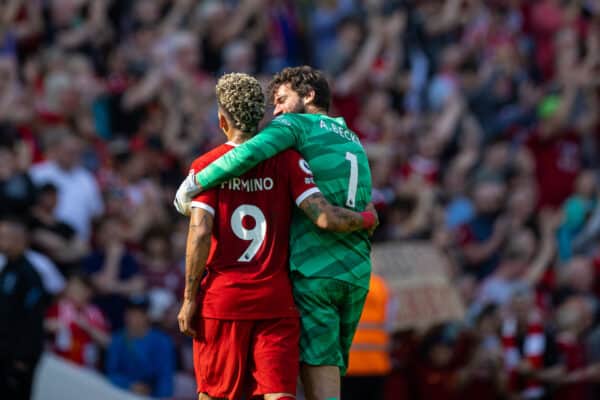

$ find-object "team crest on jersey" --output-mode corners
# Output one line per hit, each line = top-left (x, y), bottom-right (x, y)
(299, 159), (313, 175)
(274, 115), (291, 126)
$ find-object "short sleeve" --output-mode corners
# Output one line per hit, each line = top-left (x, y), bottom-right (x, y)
(189, 158), (218, 216)
(286, 151), (320, 206)
(191, 189), (218, 216)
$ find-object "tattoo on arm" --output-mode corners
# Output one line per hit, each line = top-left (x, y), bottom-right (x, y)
(184, 211), (214, 300)
(299, 192), (364, 232)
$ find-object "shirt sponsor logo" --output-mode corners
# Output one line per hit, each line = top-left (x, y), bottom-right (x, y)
(220, 177), (274, 192)
(299, 159), (313, 175)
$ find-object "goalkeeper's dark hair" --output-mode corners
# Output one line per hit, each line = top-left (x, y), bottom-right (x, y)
(268, 66), (331, 112)
(216, 73), (265, 135)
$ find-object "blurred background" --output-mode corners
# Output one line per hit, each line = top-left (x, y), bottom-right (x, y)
(1, 0), (600, 399)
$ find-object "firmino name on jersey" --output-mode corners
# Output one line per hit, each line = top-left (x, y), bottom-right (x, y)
(220, 177), (274, 192)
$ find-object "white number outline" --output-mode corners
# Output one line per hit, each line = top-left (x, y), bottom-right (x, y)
(345, 152), (358, 208)
(230, 204), (267, 262)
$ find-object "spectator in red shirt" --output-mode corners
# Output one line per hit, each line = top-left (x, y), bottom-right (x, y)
(554, 296), (595, 400)
(45, 273), (109, 369)
(526, 88), (585, 210)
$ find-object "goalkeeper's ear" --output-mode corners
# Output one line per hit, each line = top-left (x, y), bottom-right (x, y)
(302, 89), (316, 108)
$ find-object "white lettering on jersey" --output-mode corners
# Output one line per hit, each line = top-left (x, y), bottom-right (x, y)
(263, 177), (274, 190)
(319, 118), (360, 144)
(222, 177), (274, 192)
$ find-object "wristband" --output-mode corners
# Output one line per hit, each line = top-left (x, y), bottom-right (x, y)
(360, 211), (377, 230)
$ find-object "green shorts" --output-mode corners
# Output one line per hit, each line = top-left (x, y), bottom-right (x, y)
(292, 275), (368, 375)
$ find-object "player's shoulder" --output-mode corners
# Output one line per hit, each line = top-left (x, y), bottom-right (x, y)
(269, 148), (304, 169)
(276, 148), (302, 160)
(190, 143), (234, 173)
(271, 113), (315, 127)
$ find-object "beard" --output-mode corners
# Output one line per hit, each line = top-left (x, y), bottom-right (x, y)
(290, 100), (306, 114)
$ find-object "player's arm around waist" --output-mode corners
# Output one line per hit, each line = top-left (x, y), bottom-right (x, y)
(178, 207), (214, 338)
(298, 192), (378, 233)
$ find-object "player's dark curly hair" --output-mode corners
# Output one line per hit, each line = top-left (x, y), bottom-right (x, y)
(268, 66), (331, 112)
(216, 73), (265, 135)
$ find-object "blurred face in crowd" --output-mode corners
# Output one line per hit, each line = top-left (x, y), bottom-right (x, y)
(507, 185), (536, 220)
(456, 274), (477, 305)
(509, 289), (535, 328)
(501, 229), (536, 279)
(575, 170), (596, 198)
(0, 57), (15, 93)
(272, 84), (310, 116)
(338, 19), (364, 54)
(134, 0), (161, 24)
(96, 218), (124, 248)
(555, 28), (578, 79)
(473, 180), (506, 215)
(125, 307), (150, 337)
(429, 342), (453, 367)
(556, 297), (593, 336)
(65, 276), (92, 307)
(37, 187), (59, 213)
(418, 134), (443, 159)
(145, 234), (170, 262)
(0, 220), (27, 260)
(122, 152), (147, 182)
(0, 147), (16, 180)
(440, 45), (463, 72)
(443, 162), (468, 197)
(483, 142), (509, 171)
(50, 0), (81, 27)
(54, 135), (83, 170)
(174, 36), (199, 72)
(477, 309), (500, 337)
(364, 91), (392, 121)
(566, 257), (594, 293)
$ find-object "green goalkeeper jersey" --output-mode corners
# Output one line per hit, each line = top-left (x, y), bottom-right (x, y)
(195, 113), (372, 289)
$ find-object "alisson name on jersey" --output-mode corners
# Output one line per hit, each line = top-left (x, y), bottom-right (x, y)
(319, 119), (360, 144)
(220, 177), (274, 192)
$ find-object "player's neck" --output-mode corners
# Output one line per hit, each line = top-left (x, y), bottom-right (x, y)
(226, 129), (253, 145)
(306, 104), (327, 115)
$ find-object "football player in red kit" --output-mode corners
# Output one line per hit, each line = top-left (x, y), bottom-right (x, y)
(177, 73), (376, 400)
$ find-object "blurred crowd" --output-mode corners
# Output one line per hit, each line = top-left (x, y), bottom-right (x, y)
(1, 0), (600, 399)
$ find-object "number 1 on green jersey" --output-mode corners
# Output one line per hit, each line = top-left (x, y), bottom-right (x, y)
(345, 152), (358, 208)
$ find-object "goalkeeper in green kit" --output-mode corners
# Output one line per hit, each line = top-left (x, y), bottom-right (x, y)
(174, 66), (374, 400)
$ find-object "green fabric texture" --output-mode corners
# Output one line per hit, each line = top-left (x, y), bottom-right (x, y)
(292, 275), (368, 375)
(195, 113), (373, 290)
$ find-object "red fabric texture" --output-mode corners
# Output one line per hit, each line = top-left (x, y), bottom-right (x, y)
(189, 144), (316, 319)
(526, 130), (581, 209)
(46, 299), (109, 367)
(193, 317), (300, 399)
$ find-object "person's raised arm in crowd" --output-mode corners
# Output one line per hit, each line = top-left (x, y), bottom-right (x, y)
(335, 14), (386, 96)
(523, 210), (560, 285)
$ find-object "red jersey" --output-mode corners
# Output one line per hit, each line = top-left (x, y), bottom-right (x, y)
(190, 142), (318, 320)
(46, 299), (109, 368)
(526, 130), (581, 209)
